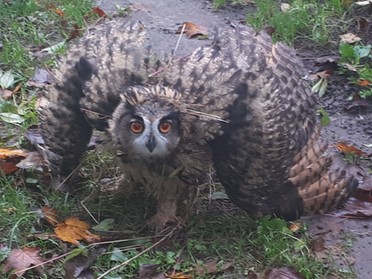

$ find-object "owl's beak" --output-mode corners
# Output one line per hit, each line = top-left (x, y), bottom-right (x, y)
(145, 135), (156, 153)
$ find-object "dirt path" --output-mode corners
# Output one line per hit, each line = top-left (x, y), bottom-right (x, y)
(95, 0), (371, 277)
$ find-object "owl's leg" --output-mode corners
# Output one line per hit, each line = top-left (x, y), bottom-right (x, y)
(148, 177), (192, 232)
(39, 78), (92, 191)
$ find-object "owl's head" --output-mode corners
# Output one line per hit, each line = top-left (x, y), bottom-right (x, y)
(110, 85), (182, 161)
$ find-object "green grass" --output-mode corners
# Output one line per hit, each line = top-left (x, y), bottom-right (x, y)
(0, 0), (97, 74)
(0, 0), (100, 146)
(246, 0), (348, 44)
(212, 0), (252, 9)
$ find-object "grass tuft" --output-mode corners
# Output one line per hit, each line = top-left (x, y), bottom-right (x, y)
(246, 0), (348, 44)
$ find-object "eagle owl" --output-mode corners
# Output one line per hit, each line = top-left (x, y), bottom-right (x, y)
(39, 21), (357, 229)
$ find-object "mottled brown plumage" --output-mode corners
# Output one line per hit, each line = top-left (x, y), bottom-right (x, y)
(39, 20), (357, 229)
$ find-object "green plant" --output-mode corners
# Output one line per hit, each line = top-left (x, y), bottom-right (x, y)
(246, 0), (347, 44)
(213, 0), (227, 9)
(339, 43), (372, 99)
(254, 217), (341, 279)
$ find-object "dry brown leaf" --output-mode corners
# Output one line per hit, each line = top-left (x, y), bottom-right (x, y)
(0, 88), (14, 99)
(265, 267), (305, 279)
(288, 222), (302, 233)
(0, 148), (27, 174)
(336, 197), (372, 218)
(176, 22), (208, 39)
(0, 161), (19, 174)
(339, 33), (361, 43)
(336, 142), (367, 157)
(195, 259), (234, 276)
(357, 79), (370, 86)
(311, 236), (325, 252)
(0, 148), (27, 159)
(69, 23), (81, 40)
(55, 217), (100, 245)
(92, 6), (106, 17)
(2, 247), (44, 276)
(165, 272), (192, 279)
(54, 8), (64, 17)
(16, 151), (46, 171)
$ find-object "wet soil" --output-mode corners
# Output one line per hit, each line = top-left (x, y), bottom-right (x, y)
(95, 0), (372, 277)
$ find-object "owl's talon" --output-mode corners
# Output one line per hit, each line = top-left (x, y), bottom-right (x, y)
(147, 212), (180, 233)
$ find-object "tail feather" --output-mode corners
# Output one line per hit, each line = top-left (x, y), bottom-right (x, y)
(288, 125), (358, 215)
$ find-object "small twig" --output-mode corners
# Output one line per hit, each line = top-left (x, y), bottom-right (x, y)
(185, 109), (230, 123)
(173, 23), (186, 58)
(80, 201), (98, 224)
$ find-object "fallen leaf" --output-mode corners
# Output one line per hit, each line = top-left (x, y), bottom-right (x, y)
(40, 40), (66, 54)
(54, 8), (64, 17)
(0, 148), (27, 159)
(64, 246), (106, 279)
(357, 79), (370, 86)
(336, 142), (368, 157)
(0, 70), (16, 89)
(311, 236), (325, 252)
(55, 217), (100, 245)
(0, 161), (19, 174)
(31, 68), (52, 84)
(264, 267), (305, 279)
(0, 89), (14, 99)
(288, 222), (302, 233)
(165, 272), (192, 279)
(137, 264), (161, 278)
(69, 23), (81, 40)
(311, 73), (329, 97)
(92, 7), (106, 17)
(25, 126), (45, 146)
(2, 247), (44, 276)
(92, 218), (115, 232)
(0, 112), (25, 124)
(176, 22), (208, 39)
(16, 151), (45, 171)
(336, 197), (372, 218)
(195, 259), (234, 276)
(339, 33), (361, 43)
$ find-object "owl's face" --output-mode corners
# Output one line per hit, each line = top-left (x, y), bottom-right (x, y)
(111, 98), (181, 161)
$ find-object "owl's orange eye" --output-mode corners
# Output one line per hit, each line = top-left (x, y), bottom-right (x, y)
(130, 122), (144, 134)
(159, 122), (172, 134)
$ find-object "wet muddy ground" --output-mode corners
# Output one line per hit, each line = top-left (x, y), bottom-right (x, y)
(95, 0), (371, 277)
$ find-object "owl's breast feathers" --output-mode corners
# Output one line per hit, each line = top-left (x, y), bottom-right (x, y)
(39, 20), (358, 218)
